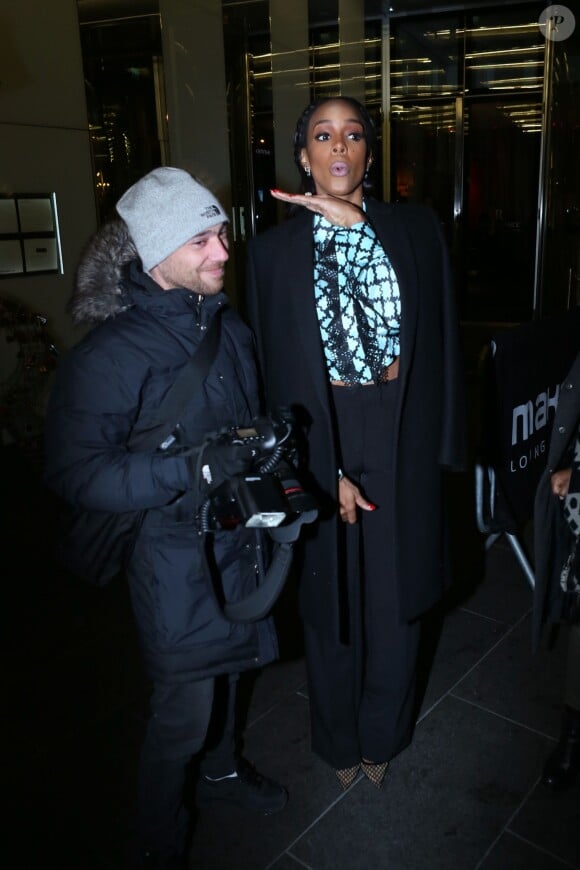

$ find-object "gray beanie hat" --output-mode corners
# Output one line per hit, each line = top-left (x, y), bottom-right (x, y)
(116, 167), (228, 271)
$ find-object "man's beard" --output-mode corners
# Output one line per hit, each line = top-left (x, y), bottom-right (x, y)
(188, 272), (224, 296)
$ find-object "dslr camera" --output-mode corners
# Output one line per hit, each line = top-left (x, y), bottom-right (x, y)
(199, 409), (317, 534)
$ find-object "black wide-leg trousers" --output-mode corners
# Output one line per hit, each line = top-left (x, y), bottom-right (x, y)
(305, 379), (421, 769)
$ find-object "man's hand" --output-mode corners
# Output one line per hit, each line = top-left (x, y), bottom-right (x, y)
(551, 468), (572, 500)
(185, 435), (256, 495)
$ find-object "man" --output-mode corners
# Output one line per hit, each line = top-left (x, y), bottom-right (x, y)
(44, 167), (287, 869)
(533, 349), (580, 791)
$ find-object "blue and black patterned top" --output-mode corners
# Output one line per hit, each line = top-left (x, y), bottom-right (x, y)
(313, 209), (401, 384)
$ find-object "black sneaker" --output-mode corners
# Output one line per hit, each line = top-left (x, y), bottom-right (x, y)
(197, 758), (288, 815)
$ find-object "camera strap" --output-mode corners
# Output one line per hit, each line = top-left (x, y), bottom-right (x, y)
(128, 305), (223, 452)
(223, 541), (294, 624)
(223, 506), (318, 623)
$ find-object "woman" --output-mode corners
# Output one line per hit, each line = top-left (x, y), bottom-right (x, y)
(533, 350), (580, 790)
(246, 97), (466, 789)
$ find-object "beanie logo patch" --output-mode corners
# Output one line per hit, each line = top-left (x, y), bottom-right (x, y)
(201, 204), (221, 219)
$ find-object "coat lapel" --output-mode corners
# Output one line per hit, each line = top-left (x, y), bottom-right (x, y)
(284, 214), (330, 411)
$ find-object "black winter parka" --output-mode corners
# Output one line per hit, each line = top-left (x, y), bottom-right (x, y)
(44, 220), (278, 683)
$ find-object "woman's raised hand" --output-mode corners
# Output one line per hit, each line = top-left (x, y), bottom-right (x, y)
(270, 188), (365, 229)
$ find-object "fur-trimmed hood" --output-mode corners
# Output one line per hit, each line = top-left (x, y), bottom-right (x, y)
(68, 219), (139, 326)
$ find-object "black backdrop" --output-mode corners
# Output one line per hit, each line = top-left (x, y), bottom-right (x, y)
(480, 307), (580, 532)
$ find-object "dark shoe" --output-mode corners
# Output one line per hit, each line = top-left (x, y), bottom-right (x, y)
(197, 758), (288, 815)
(361, 760), (389, 789)
(542, 705), (580, 791)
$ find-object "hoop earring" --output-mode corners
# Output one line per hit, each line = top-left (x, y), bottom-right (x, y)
(303, 165), (311, 177)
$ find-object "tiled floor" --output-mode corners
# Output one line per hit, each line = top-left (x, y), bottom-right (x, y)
(3, 435), (579, 869)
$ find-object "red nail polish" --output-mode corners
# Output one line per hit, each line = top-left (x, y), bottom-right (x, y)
(367, 503), (377, 511)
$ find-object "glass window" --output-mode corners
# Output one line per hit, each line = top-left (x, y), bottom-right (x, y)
(463, 98), (541, 321)
(465, 7), (545, 95)
(390, 15), (460, 99)
(541, 20), (580, 314)
(390, 101), (456, 241)
(79, 13), (165, 223)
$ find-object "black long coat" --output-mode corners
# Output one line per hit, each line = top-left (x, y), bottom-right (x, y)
(533, 350), (580, 650)
(246, 199), (466, 640)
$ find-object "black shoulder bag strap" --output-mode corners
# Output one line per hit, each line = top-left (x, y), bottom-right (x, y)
(126, 304), (305, 625)
(128, 305), (223, 452)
